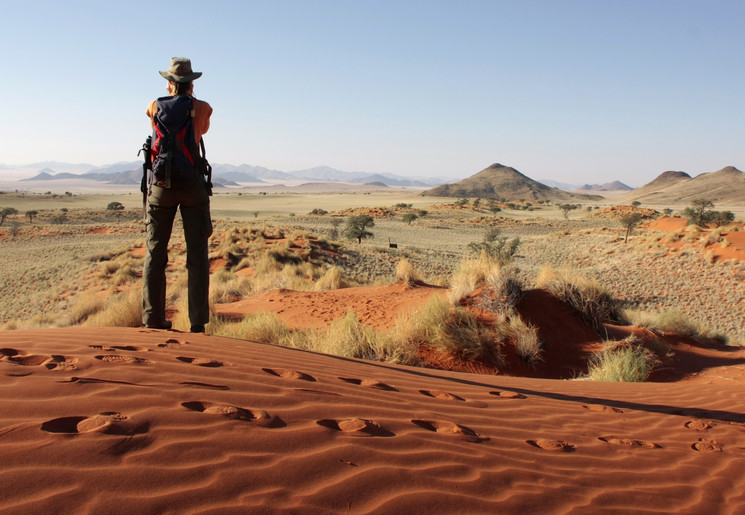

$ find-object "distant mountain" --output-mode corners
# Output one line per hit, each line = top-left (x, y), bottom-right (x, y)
(350, 173), (432, 187)
(621, 167), (743, 204)
(21, 168), (81, 181)
(540, 179), (580, 190)
(576, 181), (633, 192)
(421, 163), (601, 201)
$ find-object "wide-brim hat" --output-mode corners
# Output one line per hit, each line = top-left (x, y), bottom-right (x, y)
(159, 57), (202, 82)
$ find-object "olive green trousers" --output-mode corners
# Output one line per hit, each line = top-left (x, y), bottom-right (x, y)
(142, 181), (212, 327)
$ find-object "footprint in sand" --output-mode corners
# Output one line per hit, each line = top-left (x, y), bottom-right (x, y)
(111, 345), (146, 352)
(158, 338), (188, 349)
(1, 348), (20, 359)
(262, 368), (316, 382)
(41, 412), (148, 436)
(177, 356), (225, 368)
(526, 439), (576, 452)
(45, 355), (79, 371)
(412, 419), (488, 443)
(692, 438), (723, 452)
(598, 435), (660, 449)
(582, 404), (624, 414)
(489, 390), (526, 399)
(94, 355), (152, 365)
(181, 401), (284, 427)
(685, 420), (717, 431)
(339, 377), (398, 391)
(317, 418), (394, 437)
(419, 390), (465, 401)
(4, 349), (49, 367)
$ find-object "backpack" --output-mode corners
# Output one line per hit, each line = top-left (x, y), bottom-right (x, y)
(150, 95), (209, 189)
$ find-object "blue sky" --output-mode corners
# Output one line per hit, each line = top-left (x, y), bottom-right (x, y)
(1, 0), (743, 185)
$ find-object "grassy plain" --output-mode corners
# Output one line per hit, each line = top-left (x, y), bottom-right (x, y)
(1, 189), (744, 345)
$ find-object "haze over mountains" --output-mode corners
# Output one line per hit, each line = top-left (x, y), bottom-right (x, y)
(13, 162), (443, 188)
(4, 161), (744, 204)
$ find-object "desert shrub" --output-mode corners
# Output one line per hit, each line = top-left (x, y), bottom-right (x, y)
(111, 263), (139, 286)
(536, 266), (624, 336)
(309, 208), (328, 215)
(84, 288), (142, 328)
(448, 253), (490, 302)
(312, 312), (389, 360)
(651, 309), (704, 337)
(395, 258), (420, 286)
(485, 265), (523, 312)
(584, 339), (659, 382)
(254, 253), (284, 276)
(315, 266), (347, 291)
(397, 295), (503, 364)
(214, 311), (292, 346)
(99, 261), (121, 277)
(468, 228), (520, 265)
(209, 273), (252, 304)
(70, 291), (106, 324)
(500, 315), (542, 365)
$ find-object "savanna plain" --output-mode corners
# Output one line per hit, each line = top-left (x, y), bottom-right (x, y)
(1, 188), (745, 513)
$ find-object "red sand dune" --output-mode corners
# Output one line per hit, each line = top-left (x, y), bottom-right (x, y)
(646, 217), (745, 262)
(1, 327), (745, 512)
(215, 282), (448, 330)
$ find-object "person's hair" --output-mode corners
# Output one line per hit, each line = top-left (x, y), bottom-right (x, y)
(169, 81), (193, 95)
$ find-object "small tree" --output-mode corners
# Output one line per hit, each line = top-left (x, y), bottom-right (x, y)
(0, 207), (18, 226)
(25, 210), (38, 223)
(710, 210), (735, 227)
(663, 208), (673, 217)
(630, 200), (641, 207)
(558, 203), (579, 219)
(329, 218), (343, 240)
(467, 228), (521, 265)
(402, 213), (418, 225)
(682, 199), (715, 226)
(107, 201), (125, 211)
(344, 214), (375, 244)
(488, 205), (502, 215)
(619, 213), (643, 244)
(417, 209), (428, 218)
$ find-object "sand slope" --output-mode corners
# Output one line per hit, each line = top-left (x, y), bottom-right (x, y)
(2, 327), (745, 513)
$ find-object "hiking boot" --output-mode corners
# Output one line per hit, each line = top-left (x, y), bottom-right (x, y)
(146, 320), (172, 330)
(190, 324), (205, 333)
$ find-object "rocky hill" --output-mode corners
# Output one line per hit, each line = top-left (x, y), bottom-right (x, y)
(421, 163), (601, 201)
(621, 167), (744, 204)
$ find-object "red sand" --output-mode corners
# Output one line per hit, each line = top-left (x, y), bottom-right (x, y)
(1, 327), (744, 513)
(215, 282), (448, 330)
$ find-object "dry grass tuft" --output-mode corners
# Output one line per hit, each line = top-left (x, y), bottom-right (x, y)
(396, 295), (503, 365)
(395, 258), (420, 286)
(83, 287), (142, 328)
(314, 266), (347, 291)
(583, 337), (659, 382)
(536, 266), (624, 337)
(69, 291), (106, 324)
(500, 315), (542, 366)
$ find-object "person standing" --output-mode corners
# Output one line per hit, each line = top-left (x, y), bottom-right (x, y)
(142, 57), (213, 333)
